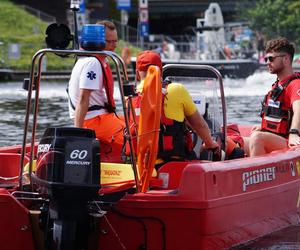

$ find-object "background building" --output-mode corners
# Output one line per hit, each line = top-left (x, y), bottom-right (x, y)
(11, 0), (253, 35)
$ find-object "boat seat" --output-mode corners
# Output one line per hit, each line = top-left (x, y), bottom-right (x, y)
(100, 162), (161, 195)
(157, 161), (200, 189)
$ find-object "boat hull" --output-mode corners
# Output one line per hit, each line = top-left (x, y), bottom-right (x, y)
(1, 133), (300, 249)
(98, 147), (300, 249)
(0, 189), (35, 250)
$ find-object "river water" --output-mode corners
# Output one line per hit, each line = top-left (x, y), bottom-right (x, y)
(1, 70), (300, 248)
(0, 70), (275, 146)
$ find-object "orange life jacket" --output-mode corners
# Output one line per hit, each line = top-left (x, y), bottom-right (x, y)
(260, 72), (300, 137)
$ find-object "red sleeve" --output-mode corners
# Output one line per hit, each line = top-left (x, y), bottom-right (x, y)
(287, 79), (300, 103)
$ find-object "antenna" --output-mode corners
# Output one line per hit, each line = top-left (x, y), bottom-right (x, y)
(70, 0), (80, 49)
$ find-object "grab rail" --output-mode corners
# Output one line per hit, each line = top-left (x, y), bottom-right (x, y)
(19, 49), (140, 191)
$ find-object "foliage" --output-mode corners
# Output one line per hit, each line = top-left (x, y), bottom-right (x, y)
(0, 0), (73, 70)
(241, 0), (300, 48)
(0, 0), (140, 70)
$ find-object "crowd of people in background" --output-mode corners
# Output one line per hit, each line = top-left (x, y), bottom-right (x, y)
(141, 26), (268, 62)
(223, 26), (266, 61)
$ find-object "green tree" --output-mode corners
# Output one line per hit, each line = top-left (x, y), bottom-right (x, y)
(242, 0), (300, 47)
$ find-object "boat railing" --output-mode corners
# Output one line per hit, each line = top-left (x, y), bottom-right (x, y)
(11, 190), (45, 201)
(19, 49), (139, 191)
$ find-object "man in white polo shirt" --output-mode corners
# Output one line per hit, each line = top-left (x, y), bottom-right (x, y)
(68, 20), (124, 162)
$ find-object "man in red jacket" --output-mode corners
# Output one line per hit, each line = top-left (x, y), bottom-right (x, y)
(249, 37), (300, 156)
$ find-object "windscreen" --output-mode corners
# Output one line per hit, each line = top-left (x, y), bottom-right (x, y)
(163, 75), (224, 133)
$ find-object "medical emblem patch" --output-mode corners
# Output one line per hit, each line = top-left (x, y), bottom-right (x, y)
(87, 71), (96, 80)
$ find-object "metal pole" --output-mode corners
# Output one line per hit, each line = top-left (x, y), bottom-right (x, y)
(70, 0), (80, 49)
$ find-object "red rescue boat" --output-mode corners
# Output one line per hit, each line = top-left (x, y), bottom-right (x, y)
(1, 25), (300, 250)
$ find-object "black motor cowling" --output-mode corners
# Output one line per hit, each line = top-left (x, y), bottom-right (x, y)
(33, 127), (100, 199)
(32, 127), (100, 250)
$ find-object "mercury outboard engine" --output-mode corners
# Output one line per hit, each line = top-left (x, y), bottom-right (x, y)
(32, 127), (100, 250)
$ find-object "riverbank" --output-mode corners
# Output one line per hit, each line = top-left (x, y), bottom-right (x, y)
(1, 62), (300, 82)
(0, 67), (136, 82)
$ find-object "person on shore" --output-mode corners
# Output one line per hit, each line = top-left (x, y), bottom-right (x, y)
(248, 37), (300, 156)
(68, 20), (124, 162)
(256, 31), (265, 62)
(121, 43), (132, 66)
(130, 50), (219, 167)
(154, 40), (169, 59)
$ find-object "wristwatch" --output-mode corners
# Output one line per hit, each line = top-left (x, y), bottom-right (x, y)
(289, 128), (300, 136)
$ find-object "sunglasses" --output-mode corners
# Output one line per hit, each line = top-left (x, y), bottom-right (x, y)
(106, 39), (118, 44)
(264, 54), (286, 63)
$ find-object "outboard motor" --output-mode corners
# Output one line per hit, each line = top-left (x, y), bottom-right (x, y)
(32, 127), (100, 250)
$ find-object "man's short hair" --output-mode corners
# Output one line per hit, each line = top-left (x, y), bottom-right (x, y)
(265, 37), (295, 61)
(96, 20), (116, 31)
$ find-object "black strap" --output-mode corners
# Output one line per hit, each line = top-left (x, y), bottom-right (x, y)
(66, 87), (106, 112)
(87, 105), (106, 111)
(262, 105), (290, 118)
(66, 86), (75, 110)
